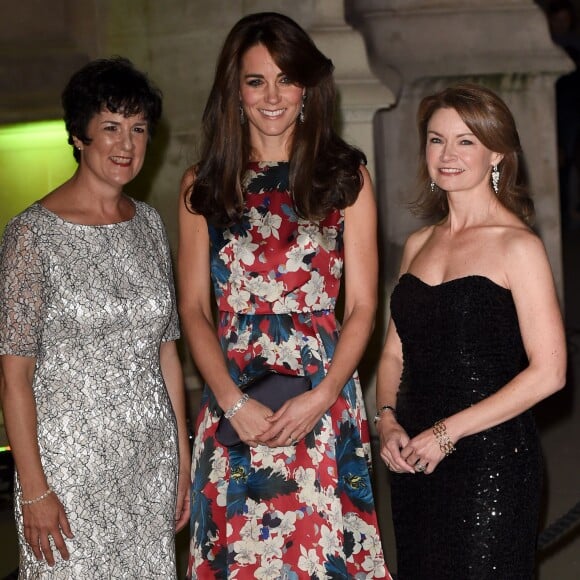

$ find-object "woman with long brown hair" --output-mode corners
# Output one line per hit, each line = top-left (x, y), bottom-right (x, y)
(178, 12), (390, 579)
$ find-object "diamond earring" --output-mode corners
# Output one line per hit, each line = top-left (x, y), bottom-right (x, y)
(430, 180), (436, 192)
(239, 106), (246, 125)
(491, 164), (500, 194)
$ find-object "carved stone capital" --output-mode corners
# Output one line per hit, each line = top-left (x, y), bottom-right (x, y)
(345, 0), (573, 94)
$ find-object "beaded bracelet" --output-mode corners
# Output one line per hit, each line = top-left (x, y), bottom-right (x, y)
(433, 419), (456, 456)
(373, 404), (396, 425)
(21, 488), (53, 506)
(224, 393), (250, 419)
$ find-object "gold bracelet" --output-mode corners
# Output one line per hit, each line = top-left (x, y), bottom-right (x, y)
(21, 488), (53, 506)
(433, 420), (456, 456)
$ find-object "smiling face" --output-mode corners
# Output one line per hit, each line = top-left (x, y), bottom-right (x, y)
(73, 109), (148, 191)
(426, 107), (502, 196)
(239, 43), (304, 152)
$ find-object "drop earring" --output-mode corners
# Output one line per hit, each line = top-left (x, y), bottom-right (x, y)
(430, 180), (436, 192)
(299, 95), (305, 124)
(491, 164), (500, 194)
(239, 106), (246, 125)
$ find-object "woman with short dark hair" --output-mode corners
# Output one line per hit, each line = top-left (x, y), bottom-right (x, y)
(0, 56), (190, 577)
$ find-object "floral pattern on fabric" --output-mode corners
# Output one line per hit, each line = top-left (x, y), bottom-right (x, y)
(188, 162), (389, 579)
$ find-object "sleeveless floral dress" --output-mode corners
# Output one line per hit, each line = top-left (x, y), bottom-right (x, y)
(187, 162), (389, 579)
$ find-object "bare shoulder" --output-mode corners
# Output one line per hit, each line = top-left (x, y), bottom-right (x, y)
(497, 224), (556, 294)
(396, 225), (435, 273)
(359, 163), (372, 183)
(348, 164), (375, 208)
(499, 224), (547, 263)
(401, 225), (435, 268)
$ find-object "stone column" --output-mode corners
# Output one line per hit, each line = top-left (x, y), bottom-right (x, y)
(307, 0), (395, 180)
(305, 1), (396, 398)
(345, 0), (572, 302)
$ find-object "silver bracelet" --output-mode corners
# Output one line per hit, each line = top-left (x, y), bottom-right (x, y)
(373, 404), (396, 425)
(224, 393), (249, 419)
(21, 487), (53, 506)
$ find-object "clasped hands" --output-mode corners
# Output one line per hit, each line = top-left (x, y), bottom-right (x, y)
(228, 389), (327, 448)
(378, 417), (446, 475)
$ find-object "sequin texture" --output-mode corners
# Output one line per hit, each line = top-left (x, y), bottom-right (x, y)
(0, 201), (180, 578)
(389, 274), (542, 579)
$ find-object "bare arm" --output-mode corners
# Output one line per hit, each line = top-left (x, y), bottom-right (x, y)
(375, 229), (431, 473)
(261, 166), (380, 445)
(447, 233), (566, 436)
(0, 355), (73, 565)
(177, 171), (274, 446)
(401, 232), (566, 474)
(159, 341), (190, 532)
(318, 165), (379, 400)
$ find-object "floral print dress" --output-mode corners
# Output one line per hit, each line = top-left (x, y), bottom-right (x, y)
(188, 162), (389, 579)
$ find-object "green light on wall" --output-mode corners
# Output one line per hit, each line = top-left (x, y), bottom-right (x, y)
(0, 120), (77, 233)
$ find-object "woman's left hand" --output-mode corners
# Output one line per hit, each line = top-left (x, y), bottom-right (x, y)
(399, 427), (448, 475)
(257, 388), (330, 448)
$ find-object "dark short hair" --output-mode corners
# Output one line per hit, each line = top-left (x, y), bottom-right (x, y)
(61, 56), (162, 162)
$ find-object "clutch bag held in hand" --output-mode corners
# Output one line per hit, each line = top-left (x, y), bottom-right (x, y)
(215, 372), (312, 447)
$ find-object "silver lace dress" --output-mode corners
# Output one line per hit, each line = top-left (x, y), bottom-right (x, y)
(0, 201), (180, 579)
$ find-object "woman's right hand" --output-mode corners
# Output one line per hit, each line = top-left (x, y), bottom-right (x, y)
(228, 398), (275, 447)
(22, 492), (73, 566)
(377, 415), (415, 474)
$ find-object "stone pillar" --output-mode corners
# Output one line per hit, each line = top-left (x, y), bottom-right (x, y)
(345, 0), (572, 303)
(305, 1), (396, 399)
(306, 0), (395, 180)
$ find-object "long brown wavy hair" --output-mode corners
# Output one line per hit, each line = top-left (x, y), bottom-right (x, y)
(187, 12), (365, 226)
(413, 83), (535, 225)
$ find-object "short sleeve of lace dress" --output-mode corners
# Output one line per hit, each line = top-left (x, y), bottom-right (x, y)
(159, 218), (180, 342)
(0, 217), (43, 356)
(147, 207), (180, 343)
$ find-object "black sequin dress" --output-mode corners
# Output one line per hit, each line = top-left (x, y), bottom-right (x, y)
(389, 274), (542, 580)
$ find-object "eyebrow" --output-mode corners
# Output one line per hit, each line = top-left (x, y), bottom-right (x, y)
(243, 72), (287, 79)
(99, 120), (148, 125)
(428, 129), (474, 137)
